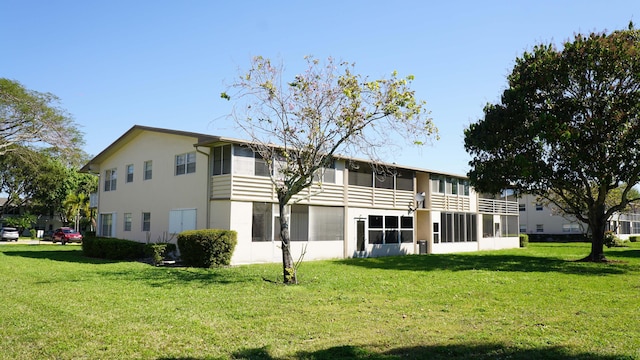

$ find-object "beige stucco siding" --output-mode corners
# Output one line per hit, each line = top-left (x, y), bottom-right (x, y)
(97, 131), (208, 243)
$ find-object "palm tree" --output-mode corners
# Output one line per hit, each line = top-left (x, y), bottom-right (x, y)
(63, 193), (91, 231)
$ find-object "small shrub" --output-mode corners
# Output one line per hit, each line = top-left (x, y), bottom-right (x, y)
(29, 229), (37, 239)
(519, 233), (529, 248)
(603, 231), (627, 248)
(177, 229), (237, 268)
(144, 243), (178, 266)
(629, 235), (639, 243)
(82, 237), (146, 260)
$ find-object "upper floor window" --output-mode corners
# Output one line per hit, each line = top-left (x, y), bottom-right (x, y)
(374, 172), (394, 189)
(212, 145), (231, 175)
(396, 169), (414, 191)
(431, 175), (468, 195)
(143, 160), (152, 180)
(313, 160), (336, 184)
(104, 168), (117, 192)
(536, 203), (543, 211)
(446, 177), (458, 194)
(254, 152), (270, 177)
(459, 180), (470, 196)
(348, 162), (373, 187)
(431, 175), (445, 194)
(126, 164), (134, 183)
(176, 152), (196, 175)
(519, 203), (526, 211)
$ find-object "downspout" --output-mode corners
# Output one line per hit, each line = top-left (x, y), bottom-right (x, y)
(343, 164), (349, 259)
(195, 146), (211, 229)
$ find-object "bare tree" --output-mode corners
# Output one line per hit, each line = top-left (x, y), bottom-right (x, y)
(222, 56), (437, 283)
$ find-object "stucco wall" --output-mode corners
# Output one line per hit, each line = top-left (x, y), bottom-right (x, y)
(96, 131), (208, 243)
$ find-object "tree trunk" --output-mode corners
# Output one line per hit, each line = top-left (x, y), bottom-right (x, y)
(279, 201), (297, 284)
(581, 214), (608, 262)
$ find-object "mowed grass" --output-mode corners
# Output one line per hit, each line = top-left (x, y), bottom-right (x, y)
(1, 242), (639, 360)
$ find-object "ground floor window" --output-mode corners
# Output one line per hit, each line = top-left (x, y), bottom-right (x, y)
(274, 205), (345, 242)
(142, 212), (151, 232)
(562, 223), (581, 233)
(500, 215), (518, 237)
(441, 212), (477, 242)
(124, 213), (132, 231)
(252, 202), (272, 242)
(310, 206), (344, 241)
(483, 214), (517, 237)
(100, 213), (113, 237)
(619, 221), (631, 235)
(274, 204), (308, 242)
(368, 214), (413, 244)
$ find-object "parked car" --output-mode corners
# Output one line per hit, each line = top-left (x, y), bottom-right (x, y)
(1, 227), (19, 241)
(52, 227), (83, 244)
(42, 230), (54, 241)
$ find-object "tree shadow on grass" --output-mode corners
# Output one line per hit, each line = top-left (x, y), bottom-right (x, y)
(609, 248), (640, 259)
(102, 266), (257, 287)
(1, 247), (257, 286)
(217, 343), (630, 360)
(335, 252), (632, 276)
(1, 248), (121, 265)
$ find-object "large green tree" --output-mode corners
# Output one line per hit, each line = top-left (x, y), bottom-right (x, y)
(0, 148), (65, 217)
(223, 56), (437, 283)
(464, 25), (640, 261)
(0, 147), (96, 226)
(1, 78), (83, 159)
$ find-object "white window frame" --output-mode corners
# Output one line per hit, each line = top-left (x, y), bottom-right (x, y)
(142, 212), (151, 232)
(124, 213), (132, 232)
(104, 168), (117, 192)
(175, 152), (196, 175)
(143, 160), (152, 180)
(126, 164), (134, 183)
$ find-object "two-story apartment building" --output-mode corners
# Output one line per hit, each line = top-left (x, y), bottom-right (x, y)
(81, 125), (520, 264)
(518, 193), (640, 240)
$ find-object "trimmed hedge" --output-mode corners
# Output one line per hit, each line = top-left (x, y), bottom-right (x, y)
(630, 235), (639, 243)
(82, 237), (146, 260)
(519, 233), (529, 248)
(177, 229), (237, 268)
(527, 233), (588, 242)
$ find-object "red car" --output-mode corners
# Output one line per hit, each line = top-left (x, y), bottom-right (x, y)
(52, 227), (83, 244)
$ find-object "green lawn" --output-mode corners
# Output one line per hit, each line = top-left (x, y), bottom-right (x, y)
(1, 242), (639, 360)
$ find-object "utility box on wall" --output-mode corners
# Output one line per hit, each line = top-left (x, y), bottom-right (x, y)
(418, 240), (427, 254)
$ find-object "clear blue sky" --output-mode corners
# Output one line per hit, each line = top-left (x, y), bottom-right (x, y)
(1, 0), (637, 175)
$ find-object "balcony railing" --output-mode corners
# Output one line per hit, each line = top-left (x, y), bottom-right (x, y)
(478, 198), (519, 214)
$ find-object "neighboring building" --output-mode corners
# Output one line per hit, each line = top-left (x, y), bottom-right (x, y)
(518, 193), (640, 240)
(1, 197), (63, 233)
(81, 125), (520, 265)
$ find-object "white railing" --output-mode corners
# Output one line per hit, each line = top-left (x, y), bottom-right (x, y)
(430, 193), (471, 212)
(211, 174), (413, 209)
(212, 174), (345, 205)
(478, 198), (519, 214)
